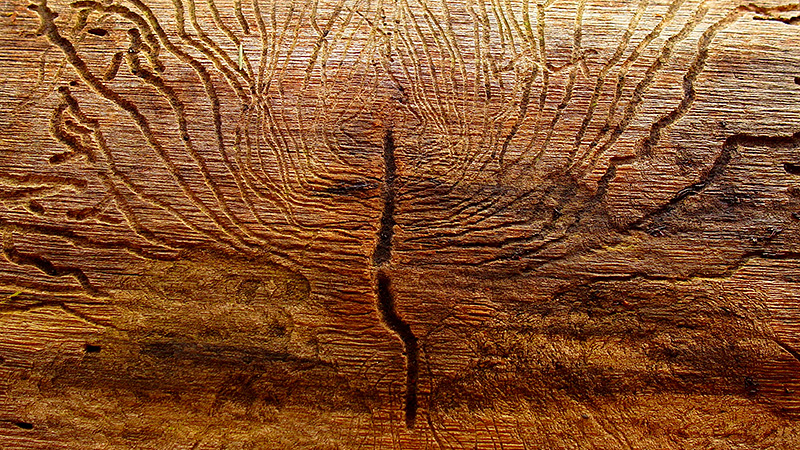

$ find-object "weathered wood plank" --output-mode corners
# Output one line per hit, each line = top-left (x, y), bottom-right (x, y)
(2, 0), (800, 447)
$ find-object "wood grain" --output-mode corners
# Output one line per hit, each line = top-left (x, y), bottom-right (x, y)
(2, 0), (800, 447)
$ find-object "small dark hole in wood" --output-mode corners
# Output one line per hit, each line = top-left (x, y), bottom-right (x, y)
(49, 152), (71, 165)
(69, 80), (78, 87)
(87, 28), (108, 37)
(784, 162), (800, 175)
(744, 376), (759, 396)
(794, 76), (800, 85)
(85, 344), (101, 353)
(26, 200), (44, 215)
(14, 422), (33, 430)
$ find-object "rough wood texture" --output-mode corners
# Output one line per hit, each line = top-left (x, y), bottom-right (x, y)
(2, 0), (800, 447)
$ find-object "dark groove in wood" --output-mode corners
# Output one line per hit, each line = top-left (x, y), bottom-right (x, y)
(372, 129), (418, 428)
(373, 129), (397, 267)
(375, 270), (419, 428)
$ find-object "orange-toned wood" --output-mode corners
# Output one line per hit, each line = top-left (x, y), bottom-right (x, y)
(2, 0), (800, 447)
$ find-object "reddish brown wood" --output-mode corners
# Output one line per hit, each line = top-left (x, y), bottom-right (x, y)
(2, 0), (800, 447)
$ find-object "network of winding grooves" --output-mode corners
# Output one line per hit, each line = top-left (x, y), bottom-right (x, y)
(6, 0), (800, 427)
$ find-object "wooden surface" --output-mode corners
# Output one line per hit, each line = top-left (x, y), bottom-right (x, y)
(2, 0), (800, 447)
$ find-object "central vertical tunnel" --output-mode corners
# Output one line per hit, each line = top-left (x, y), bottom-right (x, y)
(372, 129), (419, 428)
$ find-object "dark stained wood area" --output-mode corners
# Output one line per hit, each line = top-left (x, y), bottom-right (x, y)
(2, 0), (800, 447)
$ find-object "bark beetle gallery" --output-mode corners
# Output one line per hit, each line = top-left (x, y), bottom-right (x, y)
(2, 0), (800, 447)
